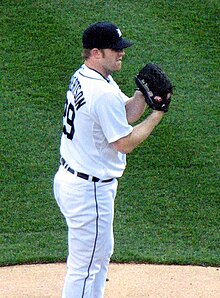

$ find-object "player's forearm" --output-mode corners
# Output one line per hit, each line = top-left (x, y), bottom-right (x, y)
(126, 90), (146, 124)
(131, 110), (164, 148)
(112, 110), (164, 154)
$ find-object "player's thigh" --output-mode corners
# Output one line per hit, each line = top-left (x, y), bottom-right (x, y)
(94, 179), (118, 250)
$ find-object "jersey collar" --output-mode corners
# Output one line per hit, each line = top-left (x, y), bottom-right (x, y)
(80, 64), (111, 83)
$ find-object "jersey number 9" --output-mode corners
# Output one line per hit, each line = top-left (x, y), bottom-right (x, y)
(63, 98), (75, 140)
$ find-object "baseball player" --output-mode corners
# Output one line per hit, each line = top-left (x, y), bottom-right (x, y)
(53, 21), (172, 298)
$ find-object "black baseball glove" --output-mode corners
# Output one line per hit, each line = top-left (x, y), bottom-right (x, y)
(135, 63), (173, 112)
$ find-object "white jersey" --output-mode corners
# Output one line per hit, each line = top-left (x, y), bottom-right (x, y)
(60, 64), (133, 179)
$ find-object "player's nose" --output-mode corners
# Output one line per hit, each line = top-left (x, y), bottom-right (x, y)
(119, 50), (125, 57)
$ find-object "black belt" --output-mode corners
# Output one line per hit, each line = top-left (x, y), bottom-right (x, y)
(60, 158), (113, 183)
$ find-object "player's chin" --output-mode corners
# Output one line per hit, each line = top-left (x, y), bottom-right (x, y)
(115, 61), (122, 71)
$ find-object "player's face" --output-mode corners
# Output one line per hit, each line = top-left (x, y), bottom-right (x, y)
(100, 49), (125, 76)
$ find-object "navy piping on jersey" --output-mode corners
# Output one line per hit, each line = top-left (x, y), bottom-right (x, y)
(79, 68), (110, 83)
(81, 181), (99, 298)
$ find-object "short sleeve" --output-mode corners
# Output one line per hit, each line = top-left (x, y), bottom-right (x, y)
(94, 92), (133, 143)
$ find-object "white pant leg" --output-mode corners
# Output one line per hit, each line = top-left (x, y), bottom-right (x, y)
(53, 167), (118, 298)
(90, 182), (116, 298)
(91, 255), (111, 298)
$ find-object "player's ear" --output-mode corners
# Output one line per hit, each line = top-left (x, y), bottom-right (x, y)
(91, 48), (104, 59)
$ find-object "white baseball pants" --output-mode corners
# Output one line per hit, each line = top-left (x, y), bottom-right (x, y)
(53, 166), (118, 298)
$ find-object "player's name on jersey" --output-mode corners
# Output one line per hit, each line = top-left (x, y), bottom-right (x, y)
(69, 76), (86, 110)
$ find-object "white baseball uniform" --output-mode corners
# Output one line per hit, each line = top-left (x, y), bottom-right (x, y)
(53, 64), (133, 298)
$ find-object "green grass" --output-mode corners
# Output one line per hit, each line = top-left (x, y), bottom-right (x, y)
(1, 0), (219, 267)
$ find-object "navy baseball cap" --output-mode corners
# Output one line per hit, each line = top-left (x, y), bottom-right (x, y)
(82, 22), (133, 50)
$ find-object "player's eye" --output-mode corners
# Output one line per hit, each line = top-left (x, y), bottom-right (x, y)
(112, 48), (124, 52)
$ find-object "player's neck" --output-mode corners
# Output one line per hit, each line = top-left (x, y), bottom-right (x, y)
(85, 62), (110, 81)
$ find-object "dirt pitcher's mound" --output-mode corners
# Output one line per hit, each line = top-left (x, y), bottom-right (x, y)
(1, 263), (219, 297)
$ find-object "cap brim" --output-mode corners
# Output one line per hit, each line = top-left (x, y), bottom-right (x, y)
(111, 38), (133, 50)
